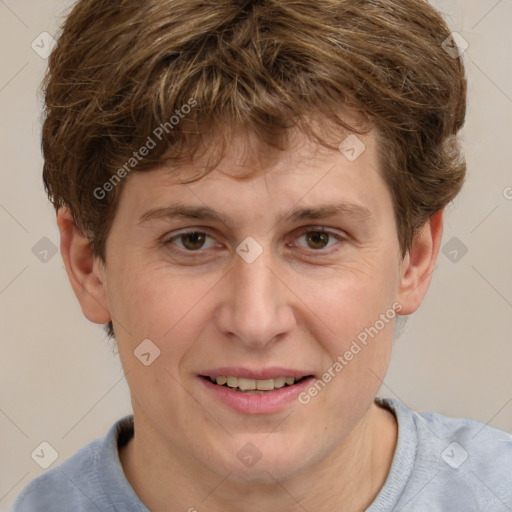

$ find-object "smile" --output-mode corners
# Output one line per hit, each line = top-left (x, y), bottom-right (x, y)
(199, 369), (316, 414)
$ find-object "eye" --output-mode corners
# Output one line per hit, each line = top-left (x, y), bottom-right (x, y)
(292, 228), (345, 251)
(164, 230), (218, 252)
(162, 227), (346, 256)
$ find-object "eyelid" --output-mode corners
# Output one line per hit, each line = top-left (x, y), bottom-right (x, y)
(294, 225), (346, 237)
(161, 227), (220, 247)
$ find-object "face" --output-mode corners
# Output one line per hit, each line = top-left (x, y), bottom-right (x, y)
(95, 127), (408, 482)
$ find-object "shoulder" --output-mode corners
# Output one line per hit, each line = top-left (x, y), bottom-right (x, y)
(375, 398), (512, 511)
(9, 416), (135, 512)
(8, 440), (101, 512)
(410, 402), (512, 475)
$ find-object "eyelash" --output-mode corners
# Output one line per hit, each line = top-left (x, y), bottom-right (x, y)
(161, 227), (347, 257)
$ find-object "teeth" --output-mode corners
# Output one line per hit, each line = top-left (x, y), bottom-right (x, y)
(226, 376), (238, 387)
(273, 377), (286, 389)
(211, 376), (298, 391)
(256, 379), (274, 391)
(238, 378), (256, 391)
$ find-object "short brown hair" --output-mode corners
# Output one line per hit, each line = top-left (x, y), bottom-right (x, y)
(42, 0), (466, 337)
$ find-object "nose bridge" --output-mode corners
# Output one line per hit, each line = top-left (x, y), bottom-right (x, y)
(216, 245), (295, 347)
(236, 251), (276, 311)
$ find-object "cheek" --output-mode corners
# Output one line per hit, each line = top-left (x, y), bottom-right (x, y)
(305, 281), (396, 380)
(292, 250), (399, 403)
(300, 277), (396, 426)
(299, 253), (400, 346)
(107, 259), (223, 352)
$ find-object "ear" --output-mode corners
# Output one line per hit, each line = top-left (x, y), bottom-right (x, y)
(57, 207), (111, 324)
(397, 209), (444, 315)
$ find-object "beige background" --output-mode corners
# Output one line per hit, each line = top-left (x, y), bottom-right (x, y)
(1, 0), (511, 509)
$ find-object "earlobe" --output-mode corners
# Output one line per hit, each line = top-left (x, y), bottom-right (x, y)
(397, 209), (444, 315)
(57, 207), (111, 324)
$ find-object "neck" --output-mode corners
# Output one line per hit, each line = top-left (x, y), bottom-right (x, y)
(119, 401), (397, 512)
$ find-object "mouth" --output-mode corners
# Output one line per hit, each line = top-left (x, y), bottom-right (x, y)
(198, 367), (316, 413)
(201, 375), (312, 394)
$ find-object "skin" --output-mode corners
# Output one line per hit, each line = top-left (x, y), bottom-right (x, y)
(58, 125), (443, 512)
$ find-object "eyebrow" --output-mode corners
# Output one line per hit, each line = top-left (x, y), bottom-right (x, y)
(138, 202), (373, 227)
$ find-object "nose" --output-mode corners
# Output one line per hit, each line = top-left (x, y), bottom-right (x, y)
(214, 246), (297, 349)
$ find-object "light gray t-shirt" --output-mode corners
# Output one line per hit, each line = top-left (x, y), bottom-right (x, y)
(9, 398), (512, 511)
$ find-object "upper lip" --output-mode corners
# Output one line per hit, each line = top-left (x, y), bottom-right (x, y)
(200, 367), (315, 380)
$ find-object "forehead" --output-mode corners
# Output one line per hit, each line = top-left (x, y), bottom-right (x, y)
(167, 112), (377, 178)
(163, 120), (380, 184)
(114, 124), (390, 228)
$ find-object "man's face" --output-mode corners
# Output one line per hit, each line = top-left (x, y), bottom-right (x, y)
(98, 127), (406, 481)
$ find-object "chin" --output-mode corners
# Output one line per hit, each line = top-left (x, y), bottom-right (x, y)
(221, 462), (303, 485)
(207, 440), (315, 484)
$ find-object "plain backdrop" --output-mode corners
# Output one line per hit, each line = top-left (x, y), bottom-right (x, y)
(1, 0), (511, 509)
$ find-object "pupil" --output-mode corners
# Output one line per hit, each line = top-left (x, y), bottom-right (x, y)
(183, 232), (205, 250)
(307, 231), (328, 249)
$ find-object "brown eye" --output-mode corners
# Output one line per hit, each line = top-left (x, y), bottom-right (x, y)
(164, 230), (218, 252)
(305, 231), (330, 249)
(179, 232), (207, 250)
(293, 229), (343, 251)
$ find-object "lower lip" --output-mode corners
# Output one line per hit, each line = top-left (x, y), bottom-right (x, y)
(199, 376), (315, 415)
